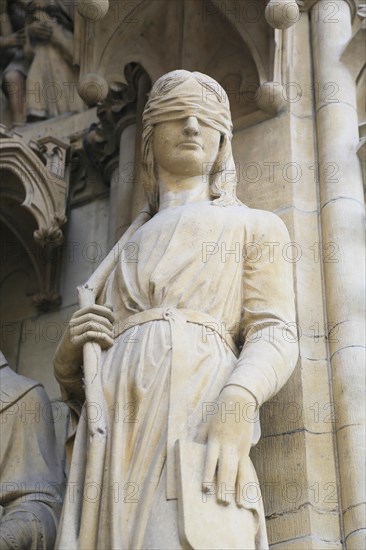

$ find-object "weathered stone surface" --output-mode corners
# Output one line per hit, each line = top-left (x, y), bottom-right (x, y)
(54, 70), (298, 549)
(0, 1), (364, 547)
(0, 352), (63, 549)
(17, 304), (78, 400)
(60, 198), (109, 308)
(1, 0), (83, 126)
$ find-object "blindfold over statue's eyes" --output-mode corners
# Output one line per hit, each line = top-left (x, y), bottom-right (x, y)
(143, 92), (233, 140)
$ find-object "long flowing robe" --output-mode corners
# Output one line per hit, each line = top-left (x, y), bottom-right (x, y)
(55, 200), (298, 549)
(25, 0), (83, 119)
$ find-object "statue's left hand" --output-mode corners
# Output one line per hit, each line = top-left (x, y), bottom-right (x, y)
(203, 386), (256, 507)
(27, 21), (53, 41)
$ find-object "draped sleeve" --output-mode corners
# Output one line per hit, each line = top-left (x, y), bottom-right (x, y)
(223, 210), (299, 406)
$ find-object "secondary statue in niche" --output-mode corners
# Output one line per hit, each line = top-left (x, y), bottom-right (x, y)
(1, 0), (83, 125)
(54, 70), (298, 549)
(0, 351), (62, 549)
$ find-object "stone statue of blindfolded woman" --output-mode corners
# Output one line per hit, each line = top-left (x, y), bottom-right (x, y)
(54, 69), (298, 550)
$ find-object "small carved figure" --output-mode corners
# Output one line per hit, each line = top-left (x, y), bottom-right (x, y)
(0, 0), (27, 124)
(54, 70), (298, 549)
(0, 351), (62, 549)
(1, 0), (83, 125)
(24, 0), (83, 120)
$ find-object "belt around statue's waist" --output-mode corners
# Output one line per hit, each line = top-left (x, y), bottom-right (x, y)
(114, 306), (240, 499)
(113, 306), (239, 358)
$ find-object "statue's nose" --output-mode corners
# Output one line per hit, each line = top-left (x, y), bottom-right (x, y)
(183, 116), (199, 136)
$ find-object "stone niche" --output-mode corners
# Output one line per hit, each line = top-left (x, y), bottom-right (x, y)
(72, 2), (365, 548)
(77, 0), (283, 244)
(1, 1), (363, 548)
(79, 0), (272, 98)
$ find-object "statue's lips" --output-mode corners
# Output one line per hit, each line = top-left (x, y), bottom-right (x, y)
(178, 141), (203, 149)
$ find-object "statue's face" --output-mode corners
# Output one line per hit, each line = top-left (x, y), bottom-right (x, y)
(153, 80), (221, 179)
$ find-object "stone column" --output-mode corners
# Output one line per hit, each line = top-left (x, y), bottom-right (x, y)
(108, 122), (137, 248)
(103, 64), (150, 247)
(131, 71), (151, 218)
(107, 68), (149, 248)
(311, 1), (366, 547)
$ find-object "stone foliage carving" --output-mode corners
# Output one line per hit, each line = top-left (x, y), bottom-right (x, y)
(54, 71), (298, 549)
(82, 63), (151, 184)
(0, 351), (63, 549)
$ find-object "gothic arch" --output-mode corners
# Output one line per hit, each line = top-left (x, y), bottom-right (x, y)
(0, 129), (69, 310)
(80, 0), (276, 124)
(0, 130), (68, 246)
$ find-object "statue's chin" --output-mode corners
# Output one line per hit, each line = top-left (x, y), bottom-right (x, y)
(158, 156), (207, 179)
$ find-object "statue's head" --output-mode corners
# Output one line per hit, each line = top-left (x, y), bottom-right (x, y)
(142, 70), (241, 213)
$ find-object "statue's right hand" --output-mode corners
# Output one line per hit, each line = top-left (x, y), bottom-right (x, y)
(68, 304), (115, 352)
(55, 305), (115, 368)
(1, 30), (26, 48)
